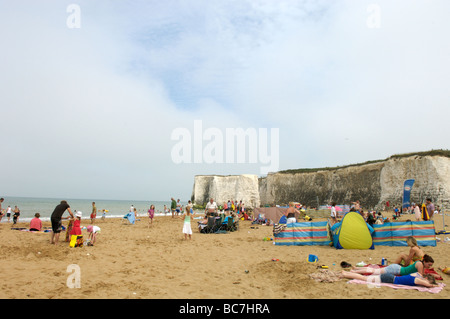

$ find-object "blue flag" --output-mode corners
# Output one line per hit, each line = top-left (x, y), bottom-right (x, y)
(402, 179), (415, 209)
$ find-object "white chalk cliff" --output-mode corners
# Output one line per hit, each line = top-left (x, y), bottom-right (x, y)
(191, 152), (450, 210)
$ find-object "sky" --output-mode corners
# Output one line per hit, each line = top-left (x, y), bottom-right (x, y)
(1, 0), (449, 201)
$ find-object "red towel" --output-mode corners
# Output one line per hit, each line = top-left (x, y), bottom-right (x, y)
(424, 268), (443, 280)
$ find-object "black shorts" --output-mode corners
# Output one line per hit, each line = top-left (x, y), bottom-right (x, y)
(51, 218), (62, 233)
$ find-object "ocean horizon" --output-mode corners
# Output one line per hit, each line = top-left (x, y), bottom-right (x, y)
(0, 196), (187, 223)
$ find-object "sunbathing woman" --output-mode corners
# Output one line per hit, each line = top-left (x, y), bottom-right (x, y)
(392, 236), (425, 266)
(350, 254), (437, 278)
(341, 271), (437, 288)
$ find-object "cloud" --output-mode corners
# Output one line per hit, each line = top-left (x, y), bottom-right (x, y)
(1, 0), (449, 200)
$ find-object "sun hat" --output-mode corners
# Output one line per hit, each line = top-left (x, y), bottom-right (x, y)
(87, 225), (93, 232)
(76, 211), (82, 218)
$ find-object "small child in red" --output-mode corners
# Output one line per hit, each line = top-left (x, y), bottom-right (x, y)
(70, 211), (83, 236)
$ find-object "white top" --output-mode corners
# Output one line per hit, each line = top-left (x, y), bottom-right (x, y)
(330, 206), (337, 218)
(206, 201), (217, 211)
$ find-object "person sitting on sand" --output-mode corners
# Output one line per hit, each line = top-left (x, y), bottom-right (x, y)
(375, 212), (384, 224)
(350, 254), (440, 279)
(29, 213), (42, 231)
(197, 214), (209, 232)
(392, 236), (425, 266)
(341, 270), (437, 288)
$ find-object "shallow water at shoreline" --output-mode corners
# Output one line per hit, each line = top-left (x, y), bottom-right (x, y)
(0, 196), (180, 222)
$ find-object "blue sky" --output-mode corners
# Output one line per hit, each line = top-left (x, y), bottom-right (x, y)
(1, 1), (449, 201)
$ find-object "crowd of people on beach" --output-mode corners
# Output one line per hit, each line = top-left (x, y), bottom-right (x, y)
(326, 198), (441, 227)
(0, 198), (22, 224)
(2, 194), (449, 291)
(11, 196), (251, 245)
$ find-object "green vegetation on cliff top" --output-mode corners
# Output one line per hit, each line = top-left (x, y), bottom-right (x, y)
(278, 149), (450, 175)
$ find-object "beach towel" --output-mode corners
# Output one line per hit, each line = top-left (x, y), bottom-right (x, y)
(123, 212), (135, 224)
(273, 223), (286, 235)
(362, 264), (443, 280)
(347, 279), (445, 293)
(424, 268), (443, 280)
(65, 220), (73, 242)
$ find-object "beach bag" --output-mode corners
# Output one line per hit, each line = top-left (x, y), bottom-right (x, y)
(69, 235), (83, 248)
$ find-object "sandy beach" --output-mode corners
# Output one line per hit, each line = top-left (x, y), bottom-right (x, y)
(1, 212), (449, 300)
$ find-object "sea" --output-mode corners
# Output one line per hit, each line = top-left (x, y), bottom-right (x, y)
(0, 196), (179, 223)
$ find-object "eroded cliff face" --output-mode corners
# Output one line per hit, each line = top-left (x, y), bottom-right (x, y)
(259, 162), (383, 208)
(192, 155), (450, 209)
(379, 156), (450, 209)
(191, 174), (260, 208)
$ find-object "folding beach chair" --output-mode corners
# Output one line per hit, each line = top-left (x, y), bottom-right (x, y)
(225, 217), (235, 231)
(204, 216), (216, 233)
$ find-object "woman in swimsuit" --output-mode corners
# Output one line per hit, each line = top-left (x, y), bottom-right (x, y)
(393, 236), (425, 266)
(350, 254), (441, 279)
(341, 271), (437, 288)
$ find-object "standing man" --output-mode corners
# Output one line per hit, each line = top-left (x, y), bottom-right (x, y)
(50, 200), (74, 245)
(426, 198), (435, 220)
(205, 198), (218, 217)
(171, 197), (177, 218)
(91, 201), (97, 224)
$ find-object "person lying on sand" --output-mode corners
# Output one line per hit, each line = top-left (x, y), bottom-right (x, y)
(350, 254), (441, 279)
(341, 271), (437, 288)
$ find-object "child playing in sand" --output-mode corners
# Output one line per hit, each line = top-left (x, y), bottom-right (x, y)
(180, 206), (195, 240)
(86, 225), (101, 246)
(70, 211), (83, 236)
